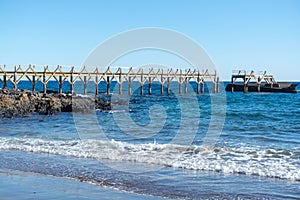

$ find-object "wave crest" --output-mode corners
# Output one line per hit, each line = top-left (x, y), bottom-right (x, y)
(0, 137), (299, 181)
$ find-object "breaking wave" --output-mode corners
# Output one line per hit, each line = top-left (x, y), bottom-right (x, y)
(0, 137), (299, 181)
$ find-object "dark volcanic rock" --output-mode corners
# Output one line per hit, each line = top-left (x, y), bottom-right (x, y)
(0, 89), (111, 118)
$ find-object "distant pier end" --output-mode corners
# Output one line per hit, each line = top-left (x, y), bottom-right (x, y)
(226, 70), (298, 93)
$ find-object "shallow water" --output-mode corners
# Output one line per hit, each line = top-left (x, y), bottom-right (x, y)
(0, 82), (299, 199)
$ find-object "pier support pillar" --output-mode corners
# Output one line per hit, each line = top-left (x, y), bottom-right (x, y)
(184, 78), (188, 94)
(43, 68), (46, 94)
(83, 76), (87, 95)
(140, 84), (144, 95)
(95, 75), (99, 95)
(119, 83), (122, 95)
(32, 76), (36, 92)
(243, 77), (248, 93)
(95, 83), (99, 95)
(231, 77), (234, 93)
(70, 67), (74, 94)
(160, 83), (164, 95)
(167, 77), (170, 95)
(119, 74), (122, 95)
(197, 83), (200, 94)
(128, 77), (132, 95)
(160, 74), (164, 95)
(179, 70), (183, 95)
(216, 77), (219, 93)
(43, 84), (46, 94)
(214, 80), (217, 93)
(243, 84), (248, 93)
(257, 77), (261, 93)
(3, 74), (7, 89)
(197, 76), (200, 94)
(59, 76), (63, 94)
(148, 78), (152, 95)
(107, 76), (110, 95)
(179, 82), (182, 95)
(213, 71), (217, 93)
(13, 65), (17, 90)
(140, 70), (144, 95)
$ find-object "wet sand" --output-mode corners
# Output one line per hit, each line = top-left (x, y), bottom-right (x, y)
(0, 169), (163, 200)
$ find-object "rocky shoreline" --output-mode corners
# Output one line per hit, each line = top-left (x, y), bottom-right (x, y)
(0, 89), (111, 118)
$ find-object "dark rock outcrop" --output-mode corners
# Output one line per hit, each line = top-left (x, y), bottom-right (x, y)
(0, 89), (111, 118)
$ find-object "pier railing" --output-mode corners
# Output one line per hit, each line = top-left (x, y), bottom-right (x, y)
(0, 65), (219, 95)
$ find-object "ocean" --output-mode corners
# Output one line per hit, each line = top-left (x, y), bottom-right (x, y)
(0, 81), (299, 199)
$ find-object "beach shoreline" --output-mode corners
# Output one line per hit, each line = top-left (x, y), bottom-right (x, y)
(0, 169), (163, 200)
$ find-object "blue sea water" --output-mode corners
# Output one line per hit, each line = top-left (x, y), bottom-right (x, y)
(0, 81), (299, 199)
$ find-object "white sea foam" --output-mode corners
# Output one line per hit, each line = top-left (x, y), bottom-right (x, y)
(0, 137), (299, 181)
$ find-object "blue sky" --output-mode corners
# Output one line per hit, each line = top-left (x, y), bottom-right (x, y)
(0, 0), (299, 80)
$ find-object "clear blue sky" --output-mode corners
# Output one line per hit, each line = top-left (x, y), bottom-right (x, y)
(0, 0), (299, 80)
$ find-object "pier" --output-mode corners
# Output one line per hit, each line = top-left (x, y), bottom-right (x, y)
(230, 70), (275, 93)
(226, 70), (297, 93)
(0, 65), (219, 95)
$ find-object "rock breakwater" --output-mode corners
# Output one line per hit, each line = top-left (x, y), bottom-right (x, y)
(0, 89), (111, 118)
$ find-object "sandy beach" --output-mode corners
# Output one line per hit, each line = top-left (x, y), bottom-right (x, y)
(0, 169), (163, 200)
